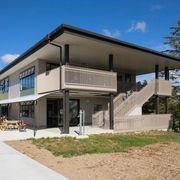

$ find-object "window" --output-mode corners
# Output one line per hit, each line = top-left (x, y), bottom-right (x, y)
(125, 73), (132, 83)
(46, 63), (59, 71)
(20, 67), (35, 91)
(117, 74), (123, 81)
(20, 101), (34, 118)
(0, 78), (9, 93)
(94, 104), (103, 113)
(1, 104), (8, 118)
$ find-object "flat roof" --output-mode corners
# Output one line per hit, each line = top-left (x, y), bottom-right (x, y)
(0, 24), (179, 75)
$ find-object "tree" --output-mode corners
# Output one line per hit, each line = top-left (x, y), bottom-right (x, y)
(163, 20), (180, 57)
(169, 87), (180, 132)
(163, 20), (180, 132)
(162, 20), (180, 87)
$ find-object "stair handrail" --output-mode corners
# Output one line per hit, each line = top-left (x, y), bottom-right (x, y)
(92, 81), (154, 124)
(114, 80), (155, 116)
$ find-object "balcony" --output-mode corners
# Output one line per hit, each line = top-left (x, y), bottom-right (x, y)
(155, 79), (172, 96)
(61, 65), (117, 92)
(37, 65), (117, 94)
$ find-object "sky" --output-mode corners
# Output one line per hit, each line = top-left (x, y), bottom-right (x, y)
(0, 0), (179, 81)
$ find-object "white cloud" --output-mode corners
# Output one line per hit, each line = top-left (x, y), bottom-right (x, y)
(1, 53), (20, 63)
(102, 29), (121, 38)
(128, 21), (147, 33)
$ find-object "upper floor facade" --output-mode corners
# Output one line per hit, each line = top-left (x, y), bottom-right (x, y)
(0, 58), (138, 100)
(0, 59), (173, 102)
(0, 24), (179, 101)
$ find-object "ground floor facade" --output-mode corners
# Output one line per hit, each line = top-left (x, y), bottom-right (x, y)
(0, 92), (172, 133)
(1, 94), (109, 129)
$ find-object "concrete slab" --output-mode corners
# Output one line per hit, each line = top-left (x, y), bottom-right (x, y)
(0, 142), (67, 180)
(0, 126), (113, 141)
(70, 126), (113, 135)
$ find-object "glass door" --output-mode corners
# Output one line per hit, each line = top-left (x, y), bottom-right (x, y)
(47, 99), (79, 128)
(69, 99), (79, 126)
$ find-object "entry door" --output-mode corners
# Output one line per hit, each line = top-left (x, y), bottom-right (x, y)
(47, 99), (79, 128)
(47, 99), (63, 128)
(69, 99), (79, 126)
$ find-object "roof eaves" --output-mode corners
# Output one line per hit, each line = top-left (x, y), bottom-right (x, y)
(0, 24), (179, 75)
(62, 24), (180, 62)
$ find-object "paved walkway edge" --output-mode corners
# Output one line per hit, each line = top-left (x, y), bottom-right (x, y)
(0, 142), (67, 180)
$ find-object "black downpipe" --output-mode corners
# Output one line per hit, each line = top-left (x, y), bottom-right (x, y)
(48, 42), (63, 90)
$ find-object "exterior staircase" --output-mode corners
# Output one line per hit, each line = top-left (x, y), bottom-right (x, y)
(92, 79), (172, 128)
(114, 80), (155, 116)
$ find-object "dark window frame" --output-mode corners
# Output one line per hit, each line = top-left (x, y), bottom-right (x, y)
(94, 104), (103, 113)
(125, 73), (132, 83)
(117, 74), (123, 82)
(0, 78), (9, 93)
(46, 63), (59, 71)
(20, 67), (35, 91)
(19, 101), (34, 118)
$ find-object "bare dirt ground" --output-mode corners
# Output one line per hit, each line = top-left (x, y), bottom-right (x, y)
(6, 141), (180, 180)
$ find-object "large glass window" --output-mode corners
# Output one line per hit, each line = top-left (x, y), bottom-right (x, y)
(125, 73), (132, 83)
(0, 104), (9, 118)
(0, 78), (9, 93)
(20, 101), (34, 118)
(20, 67), (35, 91)
(46, 63), (59, 71)
(117, 74), (123, 82)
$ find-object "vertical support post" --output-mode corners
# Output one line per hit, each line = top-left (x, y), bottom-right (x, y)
(155, 64), (159, 80)
(64, 44), (69, 65)
(63, 90), (69, 134)
(155, 65), (159, 114)
(109, 54), (114, 129)
(33, 101), (37, 137)
(156, 95), (160, 114)
(165, 97), (169, 113)
(109, 54), (113, 72)
(63, 44), (70, 134)
(165, 66), (169, 114)
(59, 47), (62, 90)
(109, 94), (114, 129)
(59, 46), (62, 66)
(165, 67), (169, 80)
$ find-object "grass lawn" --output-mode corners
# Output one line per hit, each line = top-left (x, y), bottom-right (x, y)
(31, 131), (180, 157)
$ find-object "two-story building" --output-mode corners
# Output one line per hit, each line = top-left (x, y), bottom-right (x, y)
(0, 24), (180, 133)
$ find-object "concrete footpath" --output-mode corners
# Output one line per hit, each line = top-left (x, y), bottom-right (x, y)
(0, 142), (67, 180)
